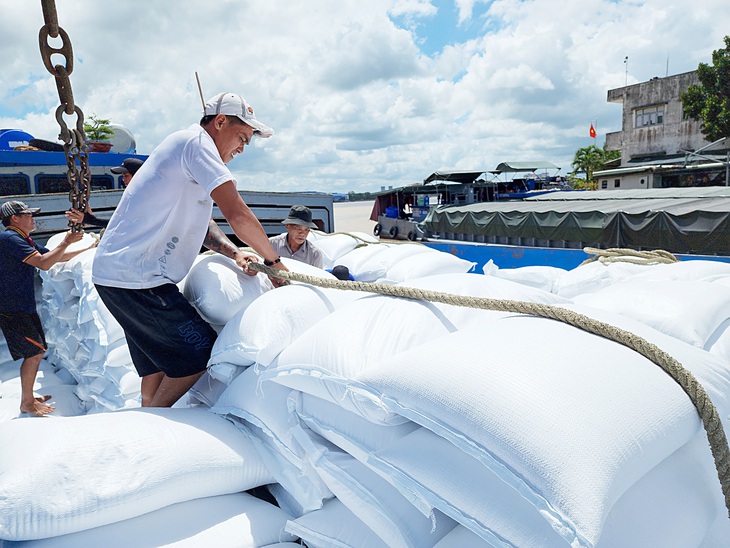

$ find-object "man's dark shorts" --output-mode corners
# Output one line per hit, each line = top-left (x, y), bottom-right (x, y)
(95, 283), (217, 378)
(0, 311), (47, 361)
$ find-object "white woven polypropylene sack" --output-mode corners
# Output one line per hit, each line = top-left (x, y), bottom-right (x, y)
(555, 261), (648, 299)
(263, 273), (568, 424)
(182, 254), (272, 327)
(212, 367), (299, 459)
(310, 232), (378, 269)
(44, 232), (98, 254)
(0, 407), (274, 541)
(366, 427), (566, 547)
(354, 313), (730, 546)
(293, 431), (457, 548)
(208, 283), (361, 370)
(8, 492), (296, 548)
(573, 280), (730, 348)
(285, 498), (389, 548)
(349, 243), (433, 282)
(334, 243), (392, 280)
(486, 264), (567, 293)
(211, 367), (333, 512)
(291, 391), (419, 462)
(379, 249), (475, 283)
(707, 318), (730, 363)
(262, 293), (480, 424)
(400, 272), (572, 317)
(626, 259), (730, 282)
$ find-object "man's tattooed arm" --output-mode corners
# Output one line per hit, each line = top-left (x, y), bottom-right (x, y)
(203, 219), (240, 259)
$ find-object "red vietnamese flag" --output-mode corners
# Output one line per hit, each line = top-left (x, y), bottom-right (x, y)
(589, 124), (596, 138)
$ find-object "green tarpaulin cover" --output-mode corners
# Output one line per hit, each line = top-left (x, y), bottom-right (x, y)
(422, 188), (730, 256)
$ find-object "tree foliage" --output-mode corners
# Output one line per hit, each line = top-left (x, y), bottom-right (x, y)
(83, 114), (115, 142)
(348, 190), (375, 201)
(570, 144), (620, 188)
(681, 35), (730, 142)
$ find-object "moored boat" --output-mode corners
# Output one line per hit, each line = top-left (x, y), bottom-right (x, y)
(0, 128), (334, 244)
(370, 168), (730, 264)
(371, 162), (571, 242)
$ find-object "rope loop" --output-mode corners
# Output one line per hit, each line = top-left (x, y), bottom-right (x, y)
(580, 247), (678, 266)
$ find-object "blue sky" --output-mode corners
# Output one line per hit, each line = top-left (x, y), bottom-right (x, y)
(1, 0), (729, 193)
(393, 0), (492, 56)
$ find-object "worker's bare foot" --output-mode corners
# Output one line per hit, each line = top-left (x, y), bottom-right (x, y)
(20, 398), (55, 416)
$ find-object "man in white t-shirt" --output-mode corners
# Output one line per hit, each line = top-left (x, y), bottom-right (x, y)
(92, 92), (287, 407)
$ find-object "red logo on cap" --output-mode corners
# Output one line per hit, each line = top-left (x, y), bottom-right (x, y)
(247, 106), (254, 115)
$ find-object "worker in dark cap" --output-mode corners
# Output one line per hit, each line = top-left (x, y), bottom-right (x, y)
(65, 157), (145, 228)
(328, 264), (354, 280)
(268, 205), (323, 268)
(111, 157), (144, 188)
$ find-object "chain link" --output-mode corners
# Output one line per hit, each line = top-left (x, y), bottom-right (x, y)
(38, 0), (89, 232)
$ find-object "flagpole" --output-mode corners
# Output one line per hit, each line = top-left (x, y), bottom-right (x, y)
(593, 118), (597, 143)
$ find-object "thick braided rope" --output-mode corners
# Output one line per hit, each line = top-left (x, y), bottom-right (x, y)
(313, 230), (381, 243)
(251, 261), (730, 516)
(580, 247), (678, 266)
(311, 230), (391, 251)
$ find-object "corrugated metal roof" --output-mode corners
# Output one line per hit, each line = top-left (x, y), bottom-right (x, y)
(490, 161), (560, 173)
(422, 170), (487, 184)
(527, 187), (730, 200)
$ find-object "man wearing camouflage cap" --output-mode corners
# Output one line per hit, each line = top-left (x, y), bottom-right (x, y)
(0, 201), (94, 415)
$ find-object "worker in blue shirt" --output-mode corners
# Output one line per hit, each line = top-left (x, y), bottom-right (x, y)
(0, 200), (95, 416)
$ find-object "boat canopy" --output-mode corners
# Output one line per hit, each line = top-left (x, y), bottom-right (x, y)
(490, 161), (560, 174)
(422, 187), (730, 256)
(423, 170), (487, 184)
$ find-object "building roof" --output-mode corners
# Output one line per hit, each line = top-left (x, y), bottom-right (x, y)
(528, 186), (730, 200)
(423, 170), (488, 184)
(490, 161), (560, 174)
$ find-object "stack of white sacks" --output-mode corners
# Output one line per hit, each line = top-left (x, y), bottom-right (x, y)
(2, 229), (730, 546)
(36, 233), (141, 412)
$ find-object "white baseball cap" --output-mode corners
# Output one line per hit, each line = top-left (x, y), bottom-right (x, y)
(203, 92), (274, 138)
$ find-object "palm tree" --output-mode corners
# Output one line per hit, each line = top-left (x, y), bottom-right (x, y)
(571, 145), (619, 188)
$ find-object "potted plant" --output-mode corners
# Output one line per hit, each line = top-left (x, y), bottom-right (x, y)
(84, 114), (115, 152)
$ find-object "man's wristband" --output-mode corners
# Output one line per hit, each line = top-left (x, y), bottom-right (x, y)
(264, 257), (281, 266)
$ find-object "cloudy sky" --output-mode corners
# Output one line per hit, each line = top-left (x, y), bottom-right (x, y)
(1, 0), (728, 194)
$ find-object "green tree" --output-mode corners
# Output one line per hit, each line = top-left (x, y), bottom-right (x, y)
(571, 144), (619, 188)
(348, 191), (374, 201)
(83, 114), (115, 142)
(680, 35), (730, 141)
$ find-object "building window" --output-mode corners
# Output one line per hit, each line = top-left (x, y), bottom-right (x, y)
(601, 180), (608, 189)
(36, 175), (69, 194)
(614, 179), (620, 188)
(90, 175), (114, 190)
(0, 175), (31, 196)
(35, 174), (113, 194)
(635, 105), (664, 127)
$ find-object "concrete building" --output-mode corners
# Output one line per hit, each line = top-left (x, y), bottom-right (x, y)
(596, 71), (729, 190)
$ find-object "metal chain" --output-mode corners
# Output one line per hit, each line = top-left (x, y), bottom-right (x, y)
(38, 0), (89, 232)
